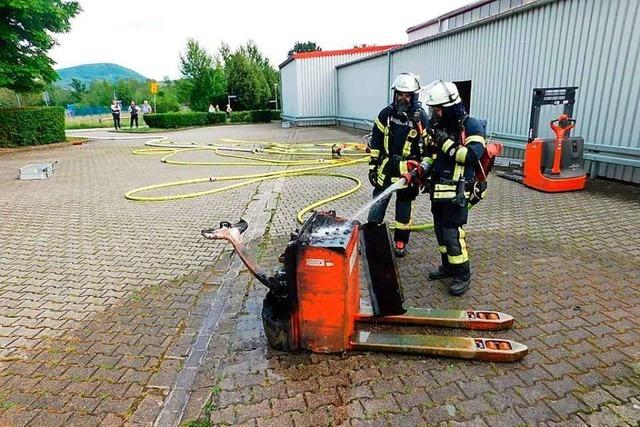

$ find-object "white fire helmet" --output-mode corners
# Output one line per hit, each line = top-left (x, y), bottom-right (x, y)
(423, 80), (461, 107)
(391, 73), (421, 93)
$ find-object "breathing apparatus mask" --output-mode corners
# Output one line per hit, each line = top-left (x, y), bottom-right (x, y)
(390, 73), (421, 121)
(392, 91), (414, 122)
(424, 80), (466, 130)
(440, 103), (468, 129)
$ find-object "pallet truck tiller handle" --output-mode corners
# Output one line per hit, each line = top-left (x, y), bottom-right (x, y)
(550, 114), (576, 175)
(201, 220), (274, 289)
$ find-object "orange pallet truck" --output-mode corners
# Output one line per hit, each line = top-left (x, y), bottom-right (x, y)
(499, 87), (587, 192)
(202, 211), (527, 362)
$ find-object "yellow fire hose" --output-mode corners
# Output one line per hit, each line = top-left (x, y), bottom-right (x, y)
(126, 139), (433, 230)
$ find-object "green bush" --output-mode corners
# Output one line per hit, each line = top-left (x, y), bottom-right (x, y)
(271, 110), (281, 121)
(143, 111), (227, 128)
(207, 111), (227, 124)
(155, 95), (180, 113)
(0, 107), (65, 147)
(250, 109), (272, 123)
(143, 112), (206, 128)
(229, 111), (251, 123)
(229, 109), (274, 124)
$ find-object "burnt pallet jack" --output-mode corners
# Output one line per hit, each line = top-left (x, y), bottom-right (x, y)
(498, 87), (587, 192)
(202, 211), (527, 362)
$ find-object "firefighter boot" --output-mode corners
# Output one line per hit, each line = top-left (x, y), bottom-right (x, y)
(394, 241), (408, 258)
(428, 253), (453, 280)
(449, 262), (471, 296)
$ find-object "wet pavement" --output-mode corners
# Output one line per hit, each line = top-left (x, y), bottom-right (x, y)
(0, 123), (638, 426)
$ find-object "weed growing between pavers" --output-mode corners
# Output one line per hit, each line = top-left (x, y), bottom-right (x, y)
(181, 419), (212, 427)
(181, 377), (224, 427)
(0, 394), (16, 411)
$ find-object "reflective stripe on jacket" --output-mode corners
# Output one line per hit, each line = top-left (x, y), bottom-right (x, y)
(369, 105), (429, 186)
(431, 116), (486, 201)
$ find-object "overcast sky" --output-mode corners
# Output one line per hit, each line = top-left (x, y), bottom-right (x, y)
(50, 0), (475, 80)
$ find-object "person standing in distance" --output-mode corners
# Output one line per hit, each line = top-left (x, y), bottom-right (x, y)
(110, 99), (121, 130)
(129, 101), (141, 128)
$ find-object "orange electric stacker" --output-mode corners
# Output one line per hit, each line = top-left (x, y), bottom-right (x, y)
(202, 211), (527, 362)
(498, 87), (587, 192)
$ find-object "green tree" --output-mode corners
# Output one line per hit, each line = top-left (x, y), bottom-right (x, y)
(173, 78), (192, 105)
(189, 69), (212, 111)
(0, 88), (22, 108)
(0, 87), (54, 108)
(0, 0), (81, 93)
(69, 78), (87, 102)
(221, 41), (277, 110)
(153, 79), (182, 113)
(209, 66), (227, 107)
(224, 51), (269, 110)
(155, 93), (180, 113)
(180, 39), (213, 80)
(48, 84), (74, 107)
(243, 40), (279, 101)
(179, 39), (226, 111)
(287, 41), (321, 57)
(113, 79), (135, 105)
(80, 80), (114, 108)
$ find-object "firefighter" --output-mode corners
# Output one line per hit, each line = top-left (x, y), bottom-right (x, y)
(367, 72), (429, 257)
(418, 80), (486, 296)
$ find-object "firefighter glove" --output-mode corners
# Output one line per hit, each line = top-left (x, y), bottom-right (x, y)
(427, 127), (453, 148)
(407, 159), (421, 173)
(368, 168), (379, 188)
(403, 160), (424, 187)
(401, 171), (414, 185)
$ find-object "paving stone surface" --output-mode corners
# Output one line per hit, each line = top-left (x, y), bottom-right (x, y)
(1, 123), (639, 426)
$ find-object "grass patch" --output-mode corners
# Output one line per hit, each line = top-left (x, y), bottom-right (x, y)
(65, 115), (118, 130)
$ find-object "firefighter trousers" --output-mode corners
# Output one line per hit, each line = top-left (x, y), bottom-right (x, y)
(431, 201), (471, 281)
(367, 184), (419, 244)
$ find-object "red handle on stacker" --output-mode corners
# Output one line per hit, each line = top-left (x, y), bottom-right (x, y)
(549, 114), (576, 175)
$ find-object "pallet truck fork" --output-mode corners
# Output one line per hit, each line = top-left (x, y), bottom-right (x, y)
(202, 212), (527, 362)
(498, 87), (587, 192)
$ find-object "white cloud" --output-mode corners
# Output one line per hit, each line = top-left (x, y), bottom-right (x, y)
(50, 0), (475, 80)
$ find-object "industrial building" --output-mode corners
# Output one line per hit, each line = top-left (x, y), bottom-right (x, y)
(280, 0), (640, 183)
(279, 45), (398, 126)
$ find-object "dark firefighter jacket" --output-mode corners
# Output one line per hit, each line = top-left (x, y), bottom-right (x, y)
(431, 115), (486, 201)
(369, 105), (429, 187)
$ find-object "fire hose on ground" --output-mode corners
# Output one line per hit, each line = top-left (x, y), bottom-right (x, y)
(122, 137), (433, 230)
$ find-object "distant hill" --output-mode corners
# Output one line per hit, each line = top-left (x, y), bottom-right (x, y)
(55, 63), (148, 87)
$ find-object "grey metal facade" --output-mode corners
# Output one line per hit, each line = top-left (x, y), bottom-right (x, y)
(280, 49), (397, 126)
(337, 54), (389, 127)
(336, 0), (640, 183)
(280, 46), (392, 126)
(280, 61), (298, 119)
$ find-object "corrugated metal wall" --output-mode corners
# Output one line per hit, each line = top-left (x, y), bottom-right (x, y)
(281, 51), (395, 126)
(280, 61), (298, 118)
(337, 0), (640, 182)
(296, 56), (339, 125)
(337, 55), (389, 127)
